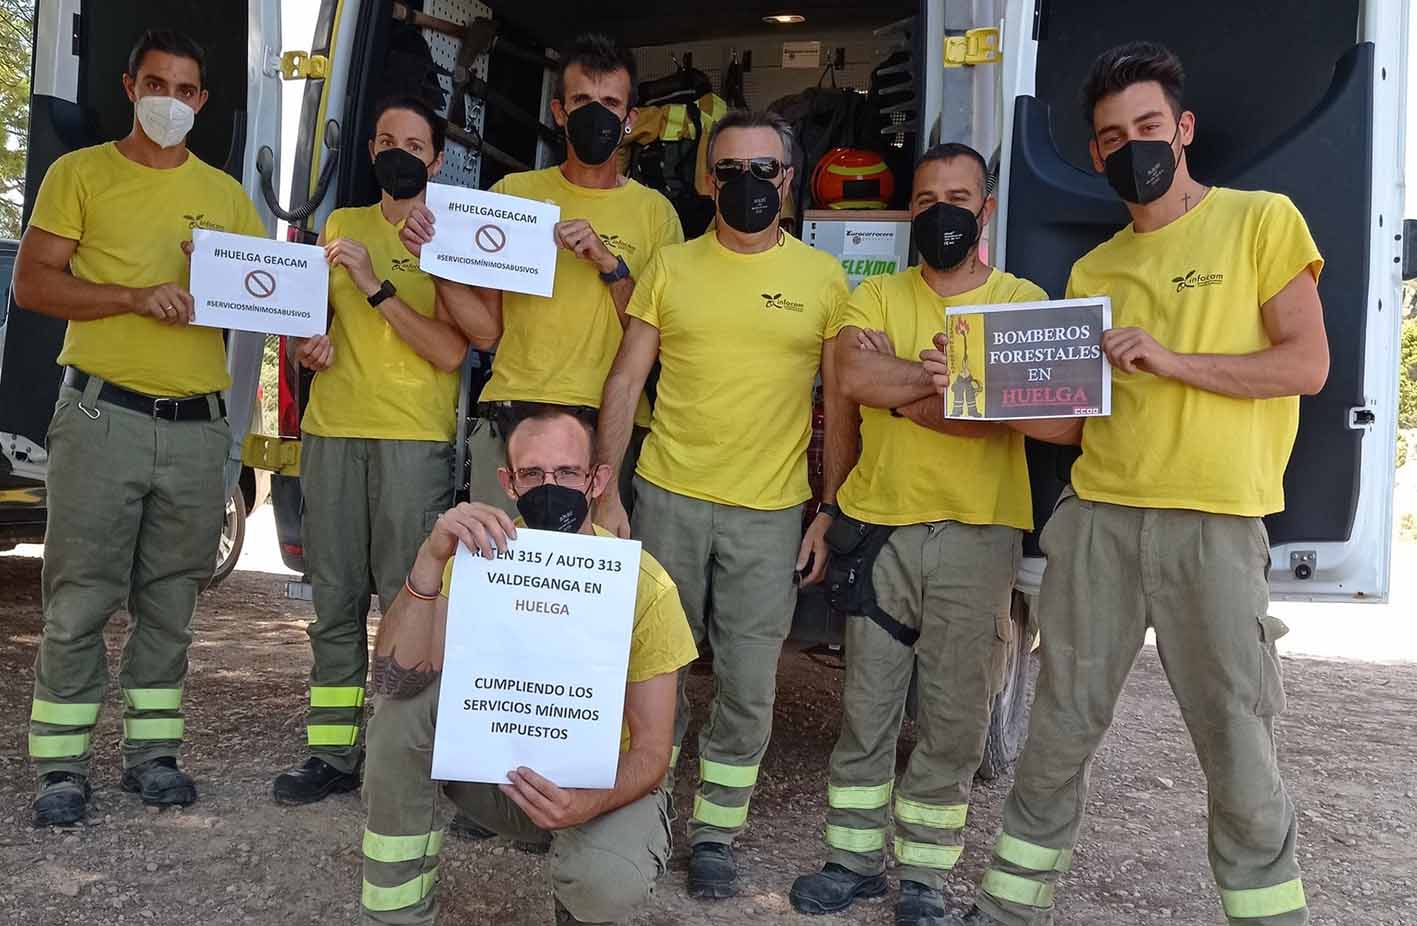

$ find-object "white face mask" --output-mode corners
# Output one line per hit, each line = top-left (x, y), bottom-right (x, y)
(135, 95), (196, 149)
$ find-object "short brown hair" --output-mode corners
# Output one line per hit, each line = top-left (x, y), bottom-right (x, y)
(1081, 42), (1185, 129)
(501, 403), (597, 465)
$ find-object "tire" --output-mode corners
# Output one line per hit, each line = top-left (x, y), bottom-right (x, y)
(203, 489), (247, 592)
(977, 591), (1038, 781)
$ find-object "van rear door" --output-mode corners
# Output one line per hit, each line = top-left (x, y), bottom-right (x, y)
(1, 0), (284, 493)
(989, 0), (1407, 602)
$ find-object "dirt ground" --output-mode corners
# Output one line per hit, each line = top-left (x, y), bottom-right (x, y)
(1, 554), (1416, 926)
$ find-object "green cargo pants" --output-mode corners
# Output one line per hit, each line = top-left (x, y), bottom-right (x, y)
(630, 476), (802, 847)
(468, 412), (646, 519)
(300, 435), (452, 772)
(826, 521), (1020, 890)
(30, 379), (227, 777)
(360, 682), (672, 924)
(976, 493), (1307, 926)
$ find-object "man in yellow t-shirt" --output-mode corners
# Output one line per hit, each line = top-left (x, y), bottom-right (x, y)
(358, 405), (697, 926)
(790, 145), (1043, 924)
(399, 34), (682, 516)
(270, 97), (470, 806)
(594, 109), (849, 900)
(930, 44), (1326, 926)
(14, 30), (265, 827)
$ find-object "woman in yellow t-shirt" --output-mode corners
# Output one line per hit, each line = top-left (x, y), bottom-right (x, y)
(273, 96), (469, 805)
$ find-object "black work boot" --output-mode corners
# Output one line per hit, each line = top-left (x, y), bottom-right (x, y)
(790, 863), (889, 914)
(687, 842), (738, 899)
(272, 757), (359, 805)
(895, 880), (948, 926)
(937, 908), (1001, 926)
(33, 772), (91, 827)
(121, 757), (197, 807)
(448, 812), (498, 840)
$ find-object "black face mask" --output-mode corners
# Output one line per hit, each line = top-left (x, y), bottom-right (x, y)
(717, 173), (781, 234)
(373, 147), (430, 200)
(1103, 127), (1181, 205)
(912, 202), (983, 272)
(516, 484), (590, 533)
(565, 101), (623, 166)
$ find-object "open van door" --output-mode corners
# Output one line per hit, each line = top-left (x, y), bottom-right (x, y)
(0, 0), (284, 504)
(984, 0), (1407, 602)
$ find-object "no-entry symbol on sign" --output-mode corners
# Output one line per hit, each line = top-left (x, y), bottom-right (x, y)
(474, 224), (507, 254)
(244, 269), (277, 299)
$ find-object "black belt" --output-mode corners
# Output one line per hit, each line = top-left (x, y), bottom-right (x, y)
(63, 368), (226, 422)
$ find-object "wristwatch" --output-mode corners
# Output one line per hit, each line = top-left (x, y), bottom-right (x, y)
(818, 501), (840, 520)
(367, 279), (397, 307)
(599, 255), (631, 285)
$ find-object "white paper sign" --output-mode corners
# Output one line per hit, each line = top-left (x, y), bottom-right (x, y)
(188, 229), (327, 337)
(420, 183), (560, 297)
(432, 529), (640, 788)
(783, 40), (822, 68)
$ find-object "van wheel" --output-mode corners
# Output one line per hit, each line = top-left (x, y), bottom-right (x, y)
(978, 591), (1038, 781)
(203, 489), (247, 593)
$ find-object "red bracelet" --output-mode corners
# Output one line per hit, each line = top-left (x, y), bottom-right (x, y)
(404, 575), (439, 601)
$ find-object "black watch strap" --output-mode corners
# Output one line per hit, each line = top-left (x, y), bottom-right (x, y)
(367, 279), (397, 307)
(599, 255), (631, 285)
(818, 502), (841, 519)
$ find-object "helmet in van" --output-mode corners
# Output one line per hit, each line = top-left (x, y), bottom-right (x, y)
(811, 147), (894, 210)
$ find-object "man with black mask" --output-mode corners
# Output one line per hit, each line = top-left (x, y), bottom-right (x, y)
(358, 404), (697, 926)
(594, 109), (849, 899)
(400, 33), (682, 516)
(924, 42), (1325, 926)
(271, 96), (470, 804)
(789, 144), (1044, 926)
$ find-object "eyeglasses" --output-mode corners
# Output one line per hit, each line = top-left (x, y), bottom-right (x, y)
(511, 466), (593, 493)
(712, 157), (785, 182)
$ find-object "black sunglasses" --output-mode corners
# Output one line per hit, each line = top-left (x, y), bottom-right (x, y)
(712, 157), (785, 182)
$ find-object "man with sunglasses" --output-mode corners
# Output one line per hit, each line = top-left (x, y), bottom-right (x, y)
(358, 404), (697, 926)
(400, 33), (681, 515)
(594, 109), (850, 899)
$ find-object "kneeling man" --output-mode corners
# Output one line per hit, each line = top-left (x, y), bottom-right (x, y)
(358, 404), (698, 925)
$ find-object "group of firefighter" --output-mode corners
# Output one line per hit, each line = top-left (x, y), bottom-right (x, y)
(14, 24), (1324, 926)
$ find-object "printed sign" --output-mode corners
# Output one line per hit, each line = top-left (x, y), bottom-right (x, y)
(783, 40), (822, 68)
(420, 183), (560, 297)
(943, 297), (1112, 420)
(189, 230), (327, 337)
(431, 529), (640, 788)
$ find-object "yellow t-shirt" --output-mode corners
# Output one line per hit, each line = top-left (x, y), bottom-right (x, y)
(1067, 187), (1324, 516)
(481, 168), (683, 423)
(440, 525), (698, 752)
(629, 232), (849, 509)
(831, 267), (1040, 529)
(28, 142), (265, 396)
(301, 204), (458, 441)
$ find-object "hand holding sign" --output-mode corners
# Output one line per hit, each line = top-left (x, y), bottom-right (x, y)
(400, 203), (437, 259)
(500, 767), (605, 830)
(555, 219), (617, 275)
(325, 238), (380, 296)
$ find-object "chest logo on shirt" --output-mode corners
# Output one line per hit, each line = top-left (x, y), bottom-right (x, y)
(391, 257), (419, 274)
(1171, 268), (1225, 293)
(183, 213), (226, 231)
(599, 233), (636, 256)
(762, 292), (805, 313)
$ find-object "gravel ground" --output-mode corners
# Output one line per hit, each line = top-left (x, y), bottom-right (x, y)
(1, 553), (1415, 925)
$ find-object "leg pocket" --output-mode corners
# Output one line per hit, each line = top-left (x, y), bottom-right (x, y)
(1255, 615), (1289, 716)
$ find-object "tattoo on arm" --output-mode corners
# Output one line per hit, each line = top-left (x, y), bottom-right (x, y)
(371, 654), (441, 699)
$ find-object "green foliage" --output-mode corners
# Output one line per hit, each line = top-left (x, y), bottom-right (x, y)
(0, 1), (34, 239)
(1399, 431), (1409, 470)
(1401, 317), (1417, 430)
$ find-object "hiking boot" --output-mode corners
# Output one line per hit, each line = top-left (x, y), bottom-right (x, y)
(687, 842), (738, 899)
(33, 772), (91, 827)
(790, 863), (889, 914)
(272, 757), (359, 805)
(448, 812), (499, 840)
(121, 757), (197, 807)
(895, 880), (948, 926)
(937, 908), (1001, 926)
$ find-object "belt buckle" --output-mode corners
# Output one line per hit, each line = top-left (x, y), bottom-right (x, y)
(152, 397), (180, 421)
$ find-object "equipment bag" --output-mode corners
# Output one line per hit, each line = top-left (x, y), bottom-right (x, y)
(823, 514), (919, 647)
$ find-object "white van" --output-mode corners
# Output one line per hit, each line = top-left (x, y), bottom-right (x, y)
(3, 0), (1409, 775)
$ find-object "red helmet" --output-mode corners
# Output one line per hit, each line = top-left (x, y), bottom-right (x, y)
(811, 148), (895, 209)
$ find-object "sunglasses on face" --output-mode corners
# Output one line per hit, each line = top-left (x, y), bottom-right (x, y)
(712, 157), (785, 182)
